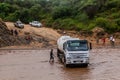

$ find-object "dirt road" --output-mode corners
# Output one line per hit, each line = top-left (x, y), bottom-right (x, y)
(0, 48), (120, 80)
(5, 22), (61, 41)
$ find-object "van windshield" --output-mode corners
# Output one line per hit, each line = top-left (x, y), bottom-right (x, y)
(67, 40), (88, 51)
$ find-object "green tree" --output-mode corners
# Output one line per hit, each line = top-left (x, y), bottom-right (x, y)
(0, 3), (11, 17)
(29, 4), (42, 21)
(52, 6), (71, 19)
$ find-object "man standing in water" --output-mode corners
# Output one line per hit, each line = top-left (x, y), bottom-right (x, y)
(49, 49), (54, 63)
(110, 35), (115, 47)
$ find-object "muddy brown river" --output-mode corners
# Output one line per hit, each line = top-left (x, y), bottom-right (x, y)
(0, 48), (120, 80)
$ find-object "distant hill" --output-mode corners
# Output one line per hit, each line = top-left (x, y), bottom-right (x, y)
(0, 0), (120, 33)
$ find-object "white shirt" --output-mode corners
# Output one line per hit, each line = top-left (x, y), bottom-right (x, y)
(110, 36), (113, 41)
(112, 38), (115, 41)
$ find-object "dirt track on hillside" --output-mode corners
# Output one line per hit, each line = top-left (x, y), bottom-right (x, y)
(6, 22), (61, 41)
(4, 22), (61, 49)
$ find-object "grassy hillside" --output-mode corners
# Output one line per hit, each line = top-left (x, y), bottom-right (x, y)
(0, 0), (120, 33)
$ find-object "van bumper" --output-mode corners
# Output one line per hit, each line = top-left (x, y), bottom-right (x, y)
(66, 58), (89, 65)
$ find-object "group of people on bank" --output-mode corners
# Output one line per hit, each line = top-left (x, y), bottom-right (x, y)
(10, 29), (18, 36)
(96, 35), (115, 47)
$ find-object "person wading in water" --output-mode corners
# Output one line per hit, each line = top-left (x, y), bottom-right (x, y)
(49, 49), (54, 63)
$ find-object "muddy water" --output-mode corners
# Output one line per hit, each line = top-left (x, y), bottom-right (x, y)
(0, 48), (120, 80)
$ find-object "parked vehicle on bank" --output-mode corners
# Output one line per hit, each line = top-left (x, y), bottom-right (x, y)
(14, 21), (24, 29)
(57, 36), (92, 67)
(29, 21), (42, 27)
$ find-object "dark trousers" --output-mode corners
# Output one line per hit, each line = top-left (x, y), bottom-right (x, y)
(49, 56), (54, 62)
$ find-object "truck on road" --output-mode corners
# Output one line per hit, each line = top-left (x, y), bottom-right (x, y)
(57, 36), (92, 67)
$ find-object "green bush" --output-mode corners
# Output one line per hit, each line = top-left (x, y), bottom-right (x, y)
(52, 19), (61, 29)
(0, 13), (5, 19)
(111, 8), (117, 12)
(3, 10), (20, 22)
(76, 23), (85, 31)
(114, 18), (120, 26)
(51, 18), (78, 30)
(61, 18), (76, 30)
(111, 12), (120, 19)
(76, 13), (89, 23)
(95, 17), (119, 33)
(52, 6), (71, 19)
(106, 21), (119, 33)
(95, 17), (109, 29)
(45, 17), (54, 27)
(4, 13), (17, 21)
(106, 0), (120, 8)
(87, 23), (96, 30)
